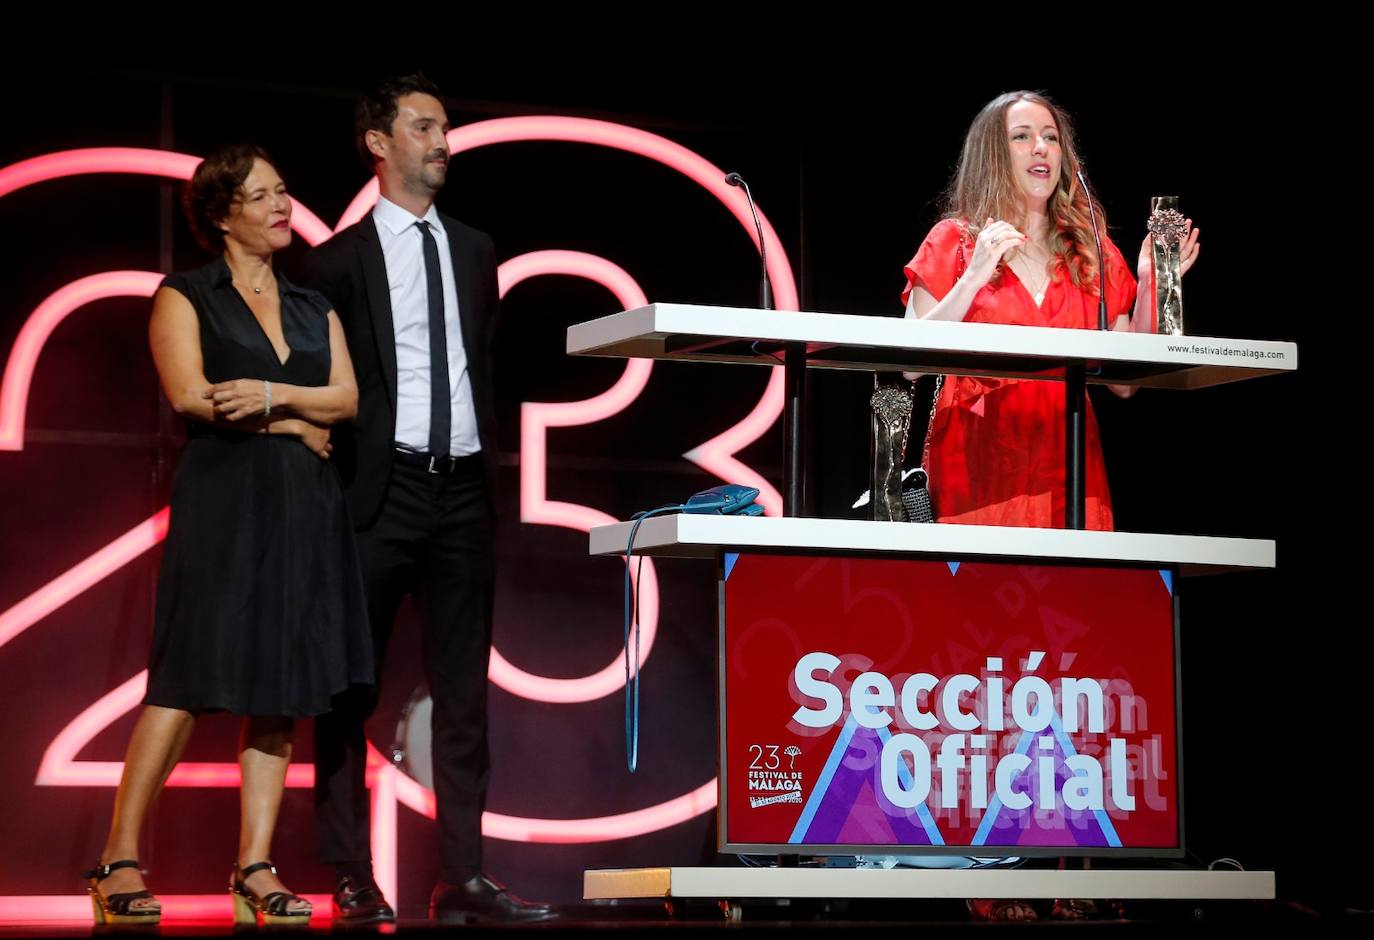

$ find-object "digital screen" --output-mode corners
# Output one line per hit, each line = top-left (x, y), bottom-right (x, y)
(721, 554), (1180, 855)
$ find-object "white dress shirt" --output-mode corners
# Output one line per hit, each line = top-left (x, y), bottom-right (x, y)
(371, 195), (480, 456)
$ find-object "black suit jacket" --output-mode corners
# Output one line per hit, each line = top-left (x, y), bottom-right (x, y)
(297, 213), (501, 528)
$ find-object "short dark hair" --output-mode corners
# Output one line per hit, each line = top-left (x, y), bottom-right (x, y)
(182, 143), (277, 253)
(354, 72), (444, 171)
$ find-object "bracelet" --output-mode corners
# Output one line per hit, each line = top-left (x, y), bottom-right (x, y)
(263, 380), (272, 417)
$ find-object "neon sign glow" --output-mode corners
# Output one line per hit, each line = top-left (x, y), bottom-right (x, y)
(0, 118), (798, 918)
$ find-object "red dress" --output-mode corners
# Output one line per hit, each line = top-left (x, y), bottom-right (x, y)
(901, 218), (1138, 530)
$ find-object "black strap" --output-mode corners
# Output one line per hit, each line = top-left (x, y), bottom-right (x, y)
(238, 861), (276, 879)
(82, 859), (141, 880)
(416, 221), (451, 458)
(260, 891), (297, 915)
(236, 862), (305, 915)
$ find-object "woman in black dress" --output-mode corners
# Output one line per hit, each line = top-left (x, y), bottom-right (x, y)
(83, 144), (372, 927)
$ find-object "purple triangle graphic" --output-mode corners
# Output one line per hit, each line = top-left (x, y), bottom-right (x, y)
(986, 735), (1113, 849)
(797, 727), (936, 846)
(833, 779), (899, 844)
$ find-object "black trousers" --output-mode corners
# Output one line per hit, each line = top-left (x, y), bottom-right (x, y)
(314, 456), (494, 882)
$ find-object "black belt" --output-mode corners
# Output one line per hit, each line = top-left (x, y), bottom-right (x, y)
(392, 447), (481, 475)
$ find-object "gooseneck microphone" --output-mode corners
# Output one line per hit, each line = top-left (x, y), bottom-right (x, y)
(725, 172), (772, 310)
(1077, 168), (1109, 331)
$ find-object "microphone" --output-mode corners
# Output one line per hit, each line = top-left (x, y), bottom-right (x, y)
(1077, 168), (1109, 330)
(725, 172), (773, 310)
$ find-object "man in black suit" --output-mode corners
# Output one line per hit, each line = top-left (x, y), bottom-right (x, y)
(299, 73), (552, 926)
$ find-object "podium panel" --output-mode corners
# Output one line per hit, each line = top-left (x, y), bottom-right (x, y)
(719, 553), (1180, 858)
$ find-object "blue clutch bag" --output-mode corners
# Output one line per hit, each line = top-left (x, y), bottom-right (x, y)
(683, 483), (765, 516)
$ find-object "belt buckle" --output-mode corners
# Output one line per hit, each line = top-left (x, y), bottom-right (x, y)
(426, 454), (456, 474)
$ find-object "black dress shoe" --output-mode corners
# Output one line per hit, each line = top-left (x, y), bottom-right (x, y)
(429, 873), (555, 924)
(332, 874), (395, 926)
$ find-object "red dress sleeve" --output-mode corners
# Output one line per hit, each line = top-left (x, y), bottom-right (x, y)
(902, 219), (1007, 403)
(901, 218), (967, 309)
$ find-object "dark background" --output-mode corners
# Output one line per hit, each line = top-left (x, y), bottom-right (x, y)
(0, 56), (1358, 915)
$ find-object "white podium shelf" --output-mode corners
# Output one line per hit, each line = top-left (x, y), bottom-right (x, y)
(567, 303), (1296, 389)
(589, 515), (1274, 576)
(584, 866), (1274, 901)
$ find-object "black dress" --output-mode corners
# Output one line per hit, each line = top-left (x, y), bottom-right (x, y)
(143, 257), (373, 717)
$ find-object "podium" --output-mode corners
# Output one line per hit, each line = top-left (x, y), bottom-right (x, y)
(568, 304), (1294, 908)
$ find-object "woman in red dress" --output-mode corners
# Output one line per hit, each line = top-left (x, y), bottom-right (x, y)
(902, 91), (1200, 530)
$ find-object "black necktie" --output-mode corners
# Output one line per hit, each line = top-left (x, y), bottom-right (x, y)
(416, 221), (451, 457)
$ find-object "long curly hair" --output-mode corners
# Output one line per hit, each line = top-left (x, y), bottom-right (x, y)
(944, 91), (1103, 290)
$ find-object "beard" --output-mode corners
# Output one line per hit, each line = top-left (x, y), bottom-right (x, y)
(415, 150), (448, 193)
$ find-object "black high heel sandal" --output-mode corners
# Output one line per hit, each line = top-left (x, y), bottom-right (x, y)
(82, 859), (161, 925)
(230, 861), (311, 927)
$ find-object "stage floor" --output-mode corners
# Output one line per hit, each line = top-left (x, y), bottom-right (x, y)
(0, 896), (1338, 936)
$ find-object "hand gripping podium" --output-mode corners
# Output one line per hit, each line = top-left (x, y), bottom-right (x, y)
(568, 304), (1295, 910)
